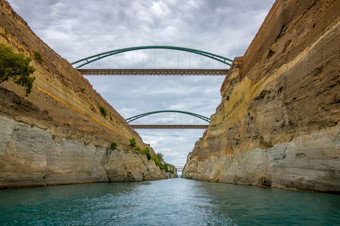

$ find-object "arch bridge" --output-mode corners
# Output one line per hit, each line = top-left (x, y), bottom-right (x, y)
(126, 110), (210, 129)
(72, 45), (233, 76)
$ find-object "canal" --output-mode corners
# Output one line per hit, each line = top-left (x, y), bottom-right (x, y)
(0, 178), (339, 225)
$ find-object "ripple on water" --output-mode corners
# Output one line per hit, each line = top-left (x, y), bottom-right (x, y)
(0, 179), (339, 225)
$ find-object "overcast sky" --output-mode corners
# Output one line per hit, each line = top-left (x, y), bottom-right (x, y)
(8, 0), (275, 168)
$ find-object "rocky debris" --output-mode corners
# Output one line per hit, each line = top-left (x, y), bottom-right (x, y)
(183, 0), (340, 193)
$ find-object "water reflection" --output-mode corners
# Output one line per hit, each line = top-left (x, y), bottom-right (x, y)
(198, 181), (340, 225)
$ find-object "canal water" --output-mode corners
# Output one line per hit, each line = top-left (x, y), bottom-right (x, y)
(0, 178), (339, 225)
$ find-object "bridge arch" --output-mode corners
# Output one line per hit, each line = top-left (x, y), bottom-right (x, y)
(71, 45), (233, 68)
(126, 110), (210, 123)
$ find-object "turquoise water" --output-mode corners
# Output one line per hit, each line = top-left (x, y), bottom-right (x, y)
(0, 178), (339, 225)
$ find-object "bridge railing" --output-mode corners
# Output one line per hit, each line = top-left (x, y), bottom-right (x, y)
(77, 68), (228, 76)
(130, 124), (208, 129)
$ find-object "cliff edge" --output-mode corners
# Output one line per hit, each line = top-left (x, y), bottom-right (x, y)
(0, 0), (175, 188)
(183, 0), (340, 192)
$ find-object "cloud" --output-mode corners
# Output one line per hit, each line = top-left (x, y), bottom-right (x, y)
(8, 0), (275, 166)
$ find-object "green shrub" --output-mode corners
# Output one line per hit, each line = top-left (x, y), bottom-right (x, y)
(33, 51), (43, 63)
(156, 153), (164, 162)
(110, 142), (117, 150)
(146, 151), (151, 160)
(109, 114), (113, 120)
(141, 147), (151, 160)
(151, 155), (160, 166)
(160, 163), (168, 172)
(164, 164), (169, 172)
(80, 88), (86, 92)
(0, 43), (35, 96)
(129, 137), (136, 147)
(99, 106), (107, 117)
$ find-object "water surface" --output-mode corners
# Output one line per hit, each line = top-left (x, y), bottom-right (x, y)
(0, 178), (339, 225)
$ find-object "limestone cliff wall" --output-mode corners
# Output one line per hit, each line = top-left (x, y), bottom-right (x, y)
(0, 0), (173, 188)
(0, 114), (167, 187)
(183, 0), (340, 192)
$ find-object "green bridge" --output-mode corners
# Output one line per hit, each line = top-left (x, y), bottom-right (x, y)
(126, 110), (210, 129)
(72, 45), (233, 76)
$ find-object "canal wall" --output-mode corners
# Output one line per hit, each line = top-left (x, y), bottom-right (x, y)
(183, 0), (340, 192)
(0, 0), (173, 188)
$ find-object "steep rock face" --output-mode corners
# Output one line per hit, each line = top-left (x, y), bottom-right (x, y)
(0, 0), (174, 188)
(183, 0), (340, 192)
(0, 114), (168, 187)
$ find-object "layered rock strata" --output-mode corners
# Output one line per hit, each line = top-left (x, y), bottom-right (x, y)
(0, 0), (175, 188)
(183, 0), (340, 192)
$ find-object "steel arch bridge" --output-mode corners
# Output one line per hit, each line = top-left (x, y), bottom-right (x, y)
(126, 110), (210, 129)
(72, 45), (233, 76)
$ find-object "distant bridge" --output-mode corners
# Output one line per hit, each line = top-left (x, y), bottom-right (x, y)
(126, 110), (210, 129)
(130, 125), (208, 129)
(175, 166), (184, 173)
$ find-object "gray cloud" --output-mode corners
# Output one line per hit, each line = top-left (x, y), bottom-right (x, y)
(8, 0), (275, 166)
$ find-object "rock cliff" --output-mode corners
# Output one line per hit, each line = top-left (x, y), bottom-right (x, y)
(0, 0), (175, 188)
(183, 0), (340, 192)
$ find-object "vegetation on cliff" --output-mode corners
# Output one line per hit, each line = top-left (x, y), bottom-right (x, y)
(129, 137), (175, 173)
(110, 142), (117, 150)
(129, 137), (137, 147)
(33, 51), (43, 64)
(0, 43), (35, 95)
(99, 106), (108, 118)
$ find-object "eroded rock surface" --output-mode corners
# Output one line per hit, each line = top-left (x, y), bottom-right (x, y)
(0, 0), (174, 188)
(183, 0), (340, 192)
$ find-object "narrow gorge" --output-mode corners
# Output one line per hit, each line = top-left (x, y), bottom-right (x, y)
(183, 0), (340, 192)
(0, 0), (176, 189)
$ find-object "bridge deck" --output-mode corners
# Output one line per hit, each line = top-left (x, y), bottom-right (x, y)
(77, 68), (228, 76)
(130, 124), (208, 129)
